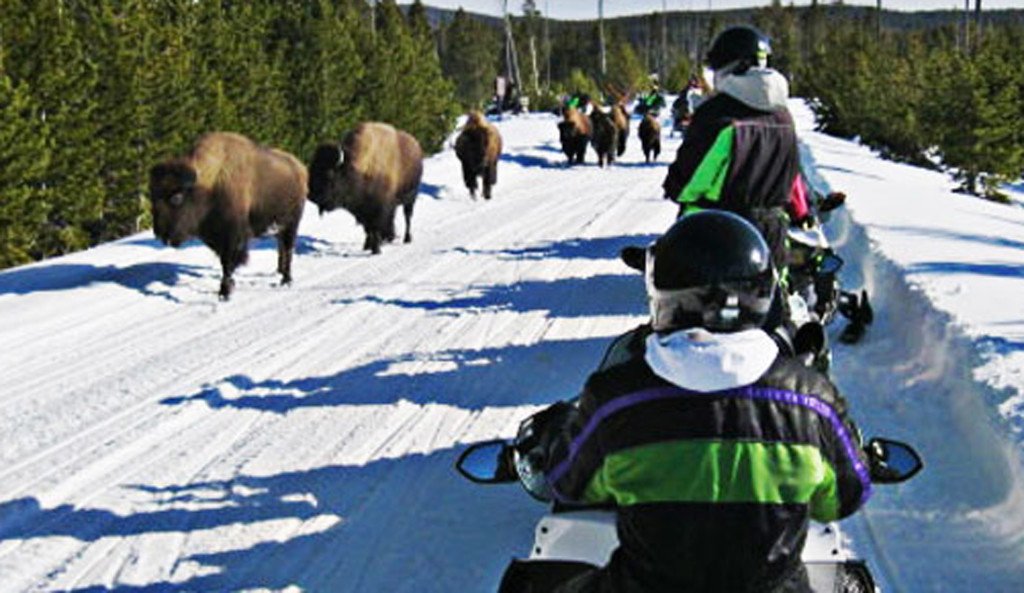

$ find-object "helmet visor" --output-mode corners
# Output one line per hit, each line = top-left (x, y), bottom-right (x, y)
(645, 246), (775, 333)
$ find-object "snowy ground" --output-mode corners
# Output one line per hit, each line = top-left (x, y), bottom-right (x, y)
(1, 102), (1022, 592)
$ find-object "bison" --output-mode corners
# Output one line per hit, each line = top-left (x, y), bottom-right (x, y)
(611, 102), (629, 157)
(557, 107), (591, 165)
(589, 103), (619, 167)
(639, 112), (662, 163)
(148, 132), (307, 300)
(307, 122), (423, 255)
(455, 111), (503, 200)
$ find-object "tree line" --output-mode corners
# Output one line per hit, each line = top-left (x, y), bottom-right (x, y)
(440, 2), (1023, 200)
(2, 1), (1023, 270)
(788, 12), (1024, 200)
(0, 0), (457, 269)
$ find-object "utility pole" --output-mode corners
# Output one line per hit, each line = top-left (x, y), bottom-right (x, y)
(661, 0), (668, 88)
(599, 0), (607, 76)
(974, 0), (983, 49)
(876, 0), (882, 41)
(962, 0), (970, 53)
(544, 0), (551, 90)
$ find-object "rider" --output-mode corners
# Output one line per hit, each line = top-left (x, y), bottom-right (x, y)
(513, 211), (872, 593)
(662, 25), (799, 278)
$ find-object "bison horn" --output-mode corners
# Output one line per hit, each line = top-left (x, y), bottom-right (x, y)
(337, 148), (345, 168)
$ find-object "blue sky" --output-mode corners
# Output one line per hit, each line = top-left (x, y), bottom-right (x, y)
(415, 1), (1021, 20)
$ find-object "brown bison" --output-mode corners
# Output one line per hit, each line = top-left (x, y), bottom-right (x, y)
(148, 132), (307, 300)
(557, 107), (591, 165)
(307, 122), (423, 255)
(611, 103), (629, 157)
(639, 112), (662, 163)
(455, 111), (503, 200)
(589, 103), (619, 167)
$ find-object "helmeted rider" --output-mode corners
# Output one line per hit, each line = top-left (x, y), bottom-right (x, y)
(510, 211), (872, 593)
(662, 25), (799, 278)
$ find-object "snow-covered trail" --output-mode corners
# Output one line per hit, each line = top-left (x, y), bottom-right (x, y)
(1, 107), (1022, 592)
(799, 117), (1024, 592)
(0, 115), (677, 592)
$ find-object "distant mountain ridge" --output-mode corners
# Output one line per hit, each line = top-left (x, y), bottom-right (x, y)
(407, 3), (1024, 33)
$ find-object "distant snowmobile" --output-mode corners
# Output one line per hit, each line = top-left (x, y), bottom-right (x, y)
(619, 203), (873, 374)
(456, 432), (923, 593)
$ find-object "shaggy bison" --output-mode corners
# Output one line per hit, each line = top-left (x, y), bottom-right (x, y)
(307, 122), (423, 255)
(455, 111), (503, 200)
(611, 102), (629, 157)
(557, 107), (591, 165)
(148, 132), (307, 300)
(639, 112), (662, 163)
(589, 104), (619, 167)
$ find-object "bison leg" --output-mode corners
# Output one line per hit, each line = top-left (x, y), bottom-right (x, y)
(402, 199), (414, 243)
(382, 204), (398, 243)
(277, 224), (298, 286)
(462, 166), (478, 199)
(484, 163), (497, 200)
(217, 236), (250, 300)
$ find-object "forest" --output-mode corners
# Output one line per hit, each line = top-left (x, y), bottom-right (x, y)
(1, 0), (1022, 269)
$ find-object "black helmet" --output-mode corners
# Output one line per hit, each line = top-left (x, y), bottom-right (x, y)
(646, 210), (775, 333)
(705, 25), (772, 73)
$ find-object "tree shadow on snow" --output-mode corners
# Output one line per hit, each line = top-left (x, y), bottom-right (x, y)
(331, 272), (645, 319)
(159, 334), (620, 414)
(609, 160), (666, 169)
(499, 152), (561, 169)
(906, 261), (1024, 280)
(876, 224), (1024, 253)
(0, 262), (206, 302)
(419, 182), (446, 200)
(10, 447), (537, 593)
(448, 233), (659, 262)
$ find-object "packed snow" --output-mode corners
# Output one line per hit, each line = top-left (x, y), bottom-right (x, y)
(1, 101), (1022, 592)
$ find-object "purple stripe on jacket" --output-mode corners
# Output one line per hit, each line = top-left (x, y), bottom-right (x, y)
(546, 384), (873, 507)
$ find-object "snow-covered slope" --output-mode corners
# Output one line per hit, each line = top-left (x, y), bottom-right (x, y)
(0, 104), (1021, 592)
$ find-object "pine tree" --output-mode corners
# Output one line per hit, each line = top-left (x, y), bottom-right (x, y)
(604, 37), (647, 98)
(360, 0), (456, 152)
(0, 68), (50, 267)
(3, 0), (107, 258)
(441, 9), (501, 109)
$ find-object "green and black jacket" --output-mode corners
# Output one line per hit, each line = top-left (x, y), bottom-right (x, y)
(542, 327), (871, 592)
(662, 70), (800, 272)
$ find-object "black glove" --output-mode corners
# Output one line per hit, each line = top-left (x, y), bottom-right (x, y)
(512, 401), (575, 501)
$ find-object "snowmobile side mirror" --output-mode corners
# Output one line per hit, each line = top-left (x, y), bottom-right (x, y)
(818, 253), (844, 275)
(456, 440), (517, 484)
(864, 438), (923, 484)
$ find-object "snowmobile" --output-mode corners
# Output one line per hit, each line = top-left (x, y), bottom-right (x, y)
(786, 222), (874, 348)
(456, 431), (923, 593)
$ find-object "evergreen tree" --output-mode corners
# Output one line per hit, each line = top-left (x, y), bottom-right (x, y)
(0, 67), (50, 267)
(362, 0), (457, 152)
(283, 0), (366, 158)
(664, 55), (694, 95)
(441, 9), (501, 109)
(2, 0), (106, 258)
(605, 37), (647, 98)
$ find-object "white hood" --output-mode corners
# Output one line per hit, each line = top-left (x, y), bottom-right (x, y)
(644, 328), (778, 393)
(716, 67), (790, 112)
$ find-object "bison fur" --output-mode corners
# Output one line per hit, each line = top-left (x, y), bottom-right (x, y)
(148, 132), (307, 300)
(588, 104), (619, 168)
(639, 112), (662, 163)
(557, 107), (591, 165)
(455, 111), (503, 200)
(611, 103), (629, 157)
(307, 122), (423, 255)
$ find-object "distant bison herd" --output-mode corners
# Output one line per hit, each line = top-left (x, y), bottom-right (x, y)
(148, 100), (669, 299)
